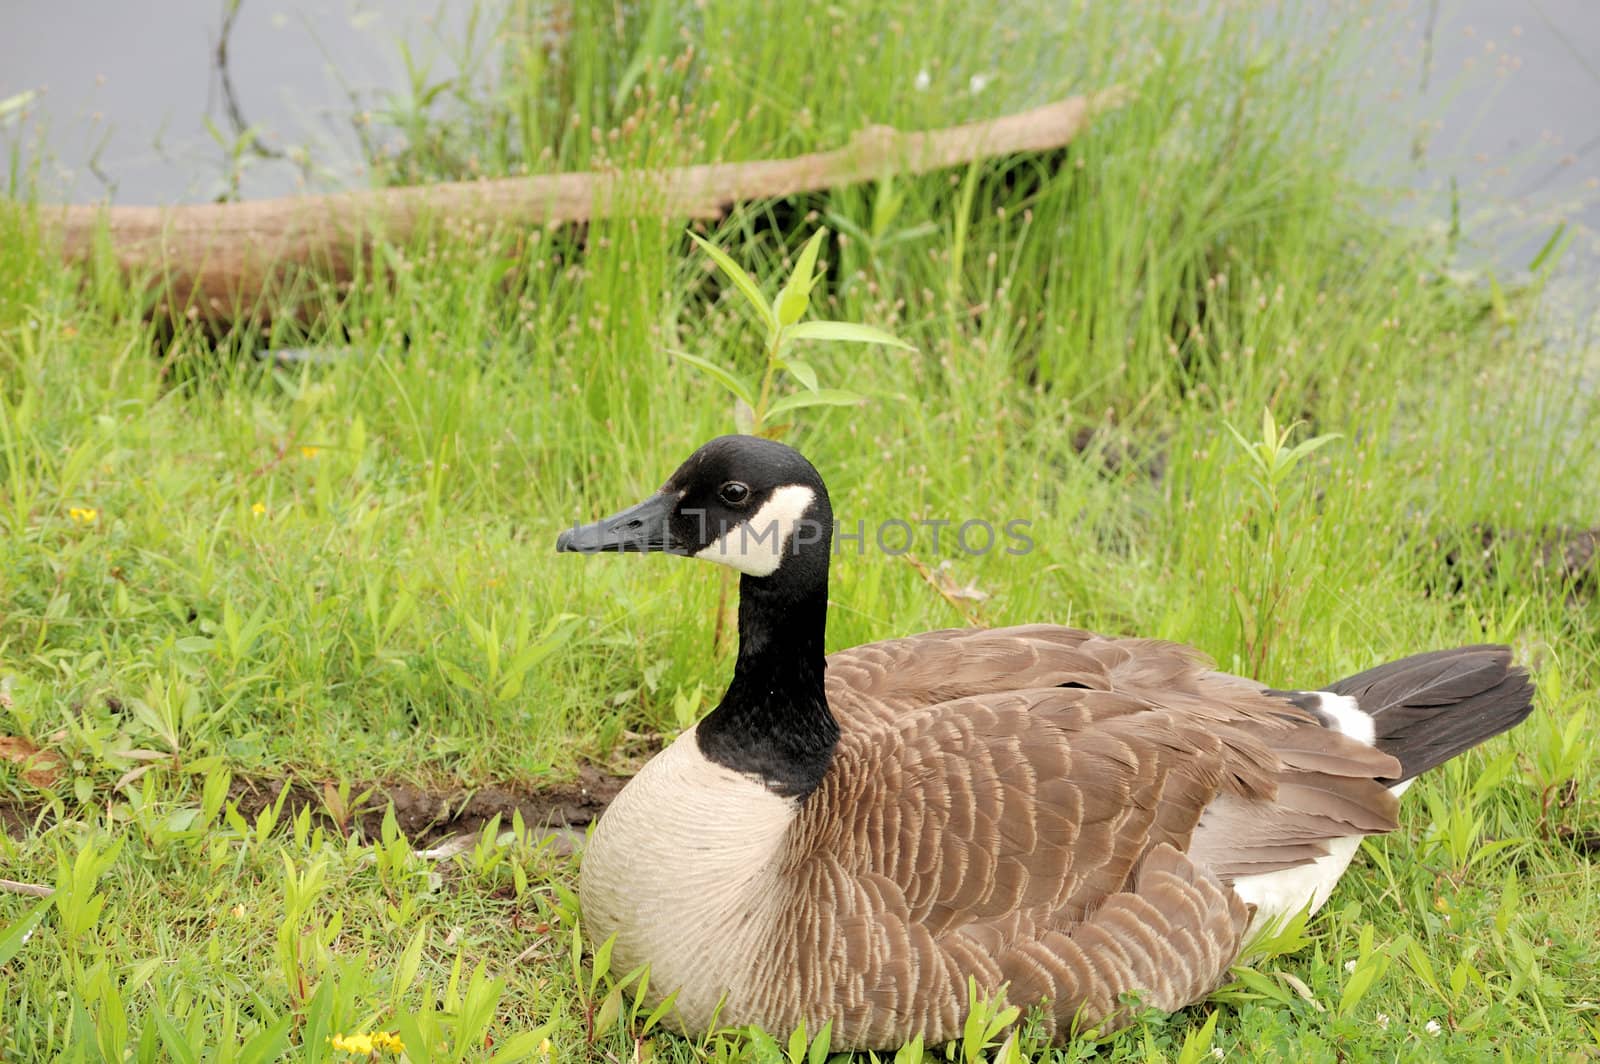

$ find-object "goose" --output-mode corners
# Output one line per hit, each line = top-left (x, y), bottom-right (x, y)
(556, 434), (1534, 1048)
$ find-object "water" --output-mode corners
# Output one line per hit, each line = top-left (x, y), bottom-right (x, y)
(0, 0), (472, 204)
(1363, 0), (1600, 326)
(1, 0), (1595, 316)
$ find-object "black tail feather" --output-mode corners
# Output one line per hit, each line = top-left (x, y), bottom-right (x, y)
(1327, 645), (1535, 784)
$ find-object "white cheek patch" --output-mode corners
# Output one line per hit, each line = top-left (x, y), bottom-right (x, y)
(694, 485), (817, 577)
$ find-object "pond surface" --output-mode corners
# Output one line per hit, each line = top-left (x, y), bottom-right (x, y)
(0, 0), (471, 203)
(2, 0), (1595, 317)
(1365, 0), (1599, 325)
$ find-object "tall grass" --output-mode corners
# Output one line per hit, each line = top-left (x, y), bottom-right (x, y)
(1, 0), (1596, 1059)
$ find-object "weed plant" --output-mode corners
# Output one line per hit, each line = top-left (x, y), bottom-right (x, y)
(2, 0), (1597, 1059)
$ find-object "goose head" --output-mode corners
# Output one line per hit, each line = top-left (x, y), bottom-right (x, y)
(558, 435), (840, 796)
(556, 434), (834, 595)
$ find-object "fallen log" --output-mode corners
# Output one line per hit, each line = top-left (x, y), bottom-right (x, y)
(44, 94), (1115, 319)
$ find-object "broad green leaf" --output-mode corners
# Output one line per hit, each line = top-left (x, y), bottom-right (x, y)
(766, 389), (866, 417)
(0, 896), (50, 967)
(436, 658), (479, 692)
(784, 320), (915, 350)
(892, 1035), (926, 1064)
(1226, 965), (1293, 1005)
(391, 1014), (433, 1064)
(299, 979), (337, 1057)
(593, 986), (624, 1040)
(687, 231), (776, 331)
(781, 359), (819, 392)
(1174, 1010), (1221, 1064)
(151, 1012), (200, 1064)
(745, 1027), (783, 1064)
(1338, 942), (1391, 1019)
(789, 228), (827, 296)
(985, 1004), (1020, 1040)
(669, 349), (758, 408)
(1405, 937), (1446, 1001)
(125, 957), (164, 997)
(1284, 433), (1340, 466)
(1339, 962), (1380, 1016)
(452, 965), (505, 1063)
(641, 989), (680, 1035)
(487, 1025), (553, 1064)
(807, 1019), (833, 1064)
(393, 920), (429, 1003)
(786, 1022), (807, 1064)
(775, 229), (828, 326)
(776, 284), (810, 327)
(234, 1016), (292, 1064)
(591, 933), (616, 992)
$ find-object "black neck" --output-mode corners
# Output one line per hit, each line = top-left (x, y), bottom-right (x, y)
(695, 572), (838, 799)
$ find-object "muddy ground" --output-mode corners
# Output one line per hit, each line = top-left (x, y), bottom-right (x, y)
(0, 763), (630, 851)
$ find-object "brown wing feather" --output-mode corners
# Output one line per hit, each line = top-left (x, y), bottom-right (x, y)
(765, 625), (1404, 1046)
(823, 625), (1109, 728)
(828, 626), (1403, 880)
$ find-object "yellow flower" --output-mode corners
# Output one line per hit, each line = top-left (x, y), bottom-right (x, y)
(251, 501), (267, 516)
(68, 507), (98, 525)
(330, 1031), (404, 1056)
(330, 1034), (375, 1055)
(300, 445), (321, 459)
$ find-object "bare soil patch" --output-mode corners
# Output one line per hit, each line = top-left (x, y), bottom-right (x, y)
(0, 766), (629, 849)
(225, 765), (628, 846)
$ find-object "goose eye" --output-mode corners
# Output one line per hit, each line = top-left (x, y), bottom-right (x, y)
(718, 481), (751, 506)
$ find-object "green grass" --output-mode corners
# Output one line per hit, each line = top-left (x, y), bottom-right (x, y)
(3, 0), (1599, 1059)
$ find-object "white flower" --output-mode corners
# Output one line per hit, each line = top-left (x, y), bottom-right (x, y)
(1425, 1020), (1442, 1036)
(913, 69), (931, 91)
(968, 73), (991, 95)
(1344, 959), (1357, 973)
(1210, 1050), (1224, 1060)
(1375, 1012), (1389, 1030)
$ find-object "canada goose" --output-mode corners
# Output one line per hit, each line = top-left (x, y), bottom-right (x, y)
(556, 434), (1535, 1048)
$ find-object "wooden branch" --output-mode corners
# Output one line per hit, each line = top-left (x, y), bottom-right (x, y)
(41, 93), (1116, 318)
(0, 878), (53, 898)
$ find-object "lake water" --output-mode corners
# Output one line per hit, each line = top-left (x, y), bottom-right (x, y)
(2, 0), (1595, 319)
(0, 0), (472, 203)
(1362, 0), (1599, 328)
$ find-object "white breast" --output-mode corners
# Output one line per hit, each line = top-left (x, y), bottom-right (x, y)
(579, 726), (800, 1030)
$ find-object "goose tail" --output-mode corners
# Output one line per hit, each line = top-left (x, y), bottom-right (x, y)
(1326, 645), (1535, 785)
